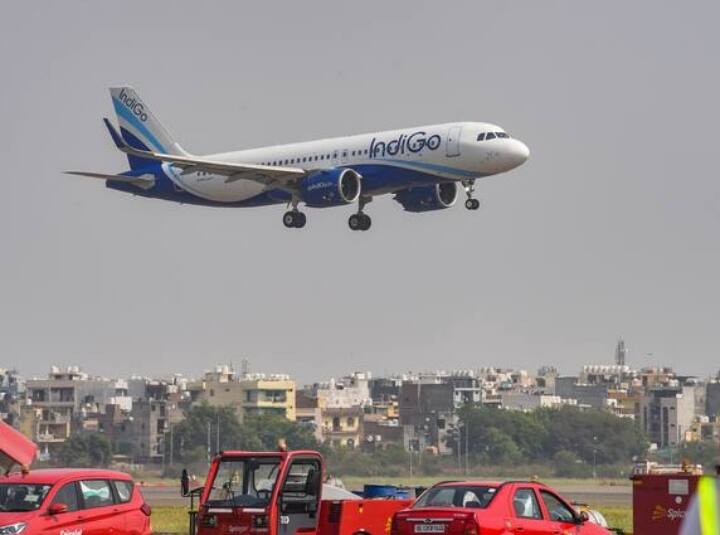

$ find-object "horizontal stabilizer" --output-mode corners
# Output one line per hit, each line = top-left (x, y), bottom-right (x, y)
(64, 170), (155, 189)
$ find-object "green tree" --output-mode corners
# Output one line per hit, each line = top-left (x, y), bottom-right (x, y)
(56, 433), (112, 467)
(167, 403), (245, 464)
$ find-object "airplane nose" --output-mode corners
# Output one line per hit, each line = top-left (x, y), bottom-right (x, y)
(510, 139), (530, 167)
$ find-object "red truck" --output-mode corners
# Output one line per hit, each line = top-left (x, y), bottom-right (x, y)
(181, 449), (412, 535)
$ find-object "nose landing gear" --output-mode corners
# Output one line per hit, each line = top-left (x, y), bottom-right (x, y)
(462, 179), (480, 210)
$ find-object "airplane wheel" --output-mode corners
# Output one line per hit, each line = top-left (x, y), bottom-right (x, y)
(295, 212), (306, 228)
(360, 214), (372, 231)
(465, 199), (480, 210)
(283, 211), (296, 228)
(349, 214), (363, 231)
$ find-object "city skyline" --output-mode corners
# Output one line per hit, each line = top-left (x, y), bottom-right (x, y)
(2, 2), (719, 382)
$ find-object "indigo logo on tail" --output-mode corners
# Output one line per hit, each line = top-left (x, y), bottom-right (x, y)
(118, 89), (148, 123)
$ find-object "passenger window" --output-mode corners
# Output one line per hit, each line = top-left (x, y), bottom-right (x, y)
(540, 491), (575, 523)
(79, 480), (114, 509)
(113, 480), (134, 503)
(51, 483), (79, 512)
(513, 488), (542, 520)
(477, 133), (485, 141)
(486, 132), (496, 140)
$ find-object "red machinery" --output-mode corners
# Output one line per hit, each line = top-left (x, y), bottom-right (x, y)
(0, 420), (37, 474)
(182, 449), (412, 535)
(631, 462), (702, 535)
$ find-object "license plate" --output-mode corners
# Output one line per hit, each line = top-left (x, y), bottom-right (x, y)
(414, 524), (446, 533)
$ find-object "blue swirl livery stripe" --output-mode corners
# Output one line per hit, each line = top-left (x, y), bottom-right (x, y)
(377, 158), (478, 178)
(112, 98), (167, 154)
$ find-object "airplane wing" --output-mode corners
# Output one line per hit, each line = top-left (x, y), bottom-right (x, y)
(102, 118), (306, 191)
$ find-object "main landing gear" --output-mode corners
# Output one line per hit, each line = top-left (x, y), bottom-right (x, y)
(283, 210), (306, 228)
(462, 179), (480, 210)
(348, 196), (372, 231)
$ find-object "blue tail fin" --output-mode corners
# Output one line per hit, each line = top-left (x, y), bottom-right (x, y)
(109, 86), (188, 170)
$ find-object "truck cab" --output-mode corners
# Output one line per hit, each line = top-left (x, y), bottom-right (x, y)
(186, 450), (323, 535)
(184, 449), (411, 535)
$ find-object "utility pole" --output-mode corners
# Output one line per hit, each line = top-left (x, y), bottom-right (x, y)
(169, 423), (174, 468)
(464, 420), (470, 475)
(592, 435), (598, 479)
(456, 427), (461, 472)
(216, 413), (220, 453)
(207, 421), (211, 464)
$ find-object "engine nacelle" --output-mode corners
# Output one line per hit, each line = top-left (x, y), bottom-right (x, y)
(393, 182), (458, 212)
(299, 168), (361, 207)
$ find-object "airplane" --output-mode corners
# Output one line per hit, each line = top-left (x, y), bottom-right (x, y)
(67, 86), (529, 231)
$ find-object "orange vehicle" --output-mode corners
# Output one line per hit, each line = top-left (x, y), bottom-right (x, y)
(182, 449), (412, 535)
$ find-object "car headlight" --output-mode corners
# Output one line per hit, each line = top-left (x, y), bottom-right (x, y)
(0, 523), (26, 535)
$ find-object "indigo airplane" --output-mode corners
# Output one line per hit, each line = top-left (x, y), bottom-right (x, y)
(68, 87), (529, 230)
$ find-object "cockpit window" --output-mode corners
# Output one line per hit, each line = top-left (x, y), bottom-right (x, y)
(477, 132), (510, 142)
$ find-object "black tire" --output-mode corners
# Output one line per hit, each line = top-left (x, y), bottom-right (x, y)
(349, 214), (362, 230)
(295, 212), (306, 228)
(361, 214), (372, 231)
(283, 211), (296, 228)
(472, 199), (480, 210)
(465, 199), (475, 210)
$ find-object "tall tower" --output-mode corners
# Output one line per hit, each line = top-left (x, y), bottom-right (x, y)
(615, 338), (627, 366)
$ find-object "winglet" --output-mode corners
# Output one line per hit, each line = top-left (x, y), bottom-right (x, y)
(103, 117), (127, 150)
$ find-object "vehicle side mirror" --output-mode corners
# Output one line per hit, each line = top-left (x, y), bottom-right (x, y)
(181, 469), (190, 497)
(576, 511), (590, 524)
(49, 503), (68, 515)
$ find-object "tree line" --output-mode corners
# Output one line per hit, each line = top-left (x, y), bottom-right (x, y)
(54, 402), (720, 479)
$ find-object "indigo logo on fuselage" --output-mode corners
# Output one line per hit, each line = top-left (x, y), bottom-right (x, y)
(118, 89), (148, 123)
(369, 131), (441, 159)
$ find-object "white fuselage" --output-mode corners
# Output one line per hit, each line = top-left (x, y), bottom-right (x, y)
(162, 122), (529, 204)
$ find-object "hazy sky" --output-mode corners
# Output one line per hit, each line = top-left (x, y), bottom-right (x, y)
(1, 2), (719, 383)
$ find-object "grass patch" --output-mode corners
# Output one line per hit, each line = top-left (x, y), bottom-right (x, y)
(152, 506), (189, 534)
(597, 506), (632, 533)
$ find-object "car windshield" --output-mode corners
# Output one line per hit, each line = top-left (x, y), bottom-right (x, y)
(413, 485), (497, 509)
(206, 457), (282, 508)
(0, 483), (52, 512)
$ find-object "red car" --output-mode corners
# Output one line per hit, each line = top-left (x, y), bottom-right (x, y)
(0, 468), (151, 535)
(392, 480), (611, 535)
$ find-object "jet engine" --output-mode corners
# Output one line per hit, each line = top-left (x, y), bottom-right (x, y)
(393, 182), (458, 212)
(299, 168), (361, 207)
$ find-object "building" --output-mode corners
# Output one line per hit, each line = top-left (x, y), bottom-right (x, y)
(554, 377), (609, 409)
(399, 382), (455, 455)
(321, 407), (363, 448)
(189, 365), (296, 421)
(706, 381), (720, 418)
(308, 372), (372, 409)
(0, 369), (23, 427)
(500, 392), (575, 411)
(242, 375), (296, 420)
(24, 367), (131, 458)
(109, 399), (168, 464)
(639, 385), (696, 448)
